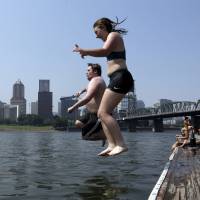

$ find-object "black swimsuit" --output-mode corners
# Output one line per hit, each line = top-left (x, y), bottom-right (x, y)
(79, 111), (105, 141)
(106, 50), (126, 61)
(106, 49), (134, 94)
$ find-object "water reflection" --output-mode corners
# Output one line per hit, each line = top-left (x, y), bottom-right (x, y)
(77, 175), (128, 200)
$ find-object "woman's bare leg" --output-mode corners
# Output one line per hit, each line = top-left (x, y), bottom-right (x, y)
(98, 89), (127, 156)
(97, 121), (116, 155)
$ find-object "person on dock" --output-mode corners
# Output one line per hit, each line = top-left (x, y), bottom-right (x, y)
(67, 63), (106, 143)
(183, 116), (192, 132)
(171, 116), (193, 150)
(73, 17), (134, 156)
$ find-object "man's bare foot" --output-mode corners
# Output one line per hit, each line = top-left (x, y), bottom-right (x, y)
(108, 146), (128, 156)
(98, 147), (114, 156)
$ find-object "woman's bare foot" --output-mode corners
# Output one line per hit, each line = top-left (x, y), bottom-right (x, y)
(108, 146), (128, 156)
(98, 147), (114, 156)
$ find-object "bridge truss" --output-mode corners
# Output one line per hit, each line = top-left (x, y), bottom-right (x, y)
(127, 100), (200, 118)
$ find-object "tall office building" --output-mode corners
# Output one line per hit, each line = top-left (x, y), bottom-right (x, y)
(10, 80), (26, 116)
(39, 80), (50, 92)
(38, 80), (52, 119)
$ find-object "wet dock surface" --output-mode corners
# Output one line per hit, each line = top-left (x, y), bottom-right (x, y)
(156, 144), (200, 200)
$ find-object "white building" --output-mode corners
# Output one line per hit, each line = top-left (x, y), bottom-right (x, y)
(136, 100), (145, 109)
(31, 101), (38, 115)
(0, 103), (18, 121)
(117, 92), (137, 118)
(58, 101), (61, 117)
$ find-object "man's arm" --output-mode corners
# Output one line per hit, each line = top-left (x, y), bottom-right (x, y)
(75, 88), (86, 97)
(68, 78), (99, 113)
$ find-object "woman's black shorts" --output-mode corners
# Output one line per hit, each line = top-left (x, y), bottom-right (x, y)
(108, 69), (134, 94)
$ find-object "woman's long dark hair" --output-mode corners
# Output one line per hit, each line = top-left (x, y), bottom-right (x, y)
(93, 17), (128, 35)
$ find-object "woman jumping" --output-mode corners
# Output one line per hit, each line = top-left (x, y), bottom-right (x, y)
(73, 17), (134, 156)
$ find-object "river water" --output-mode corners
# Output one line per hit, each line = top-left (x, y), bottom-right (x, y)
(0, 130), (177, 200)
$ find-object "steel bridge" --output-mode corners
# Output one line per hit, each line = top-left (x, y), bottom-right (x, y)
(123, 100), (200, 120)
(119, 100), (200, 132)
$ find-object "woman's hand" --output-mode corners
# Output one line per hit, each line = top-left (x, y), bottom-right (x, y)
(73, 44), (86, 58)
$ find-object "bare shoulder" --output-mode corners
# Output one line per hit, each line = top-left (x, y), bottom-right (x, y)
(89, 77), (105, 90)
(108, 32), (121, 39)
(109, 32), (120, 37)
(91, 76), (105, 84)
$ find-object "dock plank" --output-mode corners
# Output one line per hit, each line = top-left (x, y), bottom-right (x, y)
(157, 145), (200, 200)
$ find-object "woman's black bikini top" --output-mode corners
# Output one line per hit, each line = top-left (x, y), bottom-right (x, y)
(106, 49), (126, 61)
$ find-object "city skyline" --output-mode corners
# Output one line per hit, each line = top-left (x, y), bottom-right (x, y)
(0, 0), (199, 112)
(1, 78), (199, 115)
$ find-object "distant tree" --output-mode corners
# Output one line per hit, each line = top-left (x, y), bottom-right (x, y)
(18, 114), (44, 126)
(0, 119), (12, 125)
(52, 115), (68, 130)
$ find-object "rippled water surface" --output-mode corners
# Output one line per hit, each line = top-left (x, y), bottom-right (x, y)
(0, 130), (177, 200)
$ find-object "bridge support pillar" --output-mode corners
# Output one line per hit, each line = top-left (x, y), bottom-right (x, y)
(191, 115), (200, 132)
(152, 118), (163, 132)
(128, 119), (137, 132)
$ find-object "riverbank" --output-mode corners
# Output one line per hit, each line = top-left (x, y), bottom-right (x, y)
(0, 124), (53, 132)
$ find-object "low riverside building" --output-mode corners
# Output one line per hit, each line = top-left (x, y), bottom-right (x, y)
(60, 96), (80, 122)
(0, 102), (18, 122)
(0, 101), (5, 120)
(117, 91), (137, 118)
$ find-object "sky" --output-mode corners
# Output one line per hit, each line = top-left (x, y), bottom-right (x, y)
(0, 0), (199, 113)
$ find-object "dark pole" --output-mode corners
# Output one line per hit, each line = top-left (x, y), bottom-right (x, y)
(190, 128), (196, 147)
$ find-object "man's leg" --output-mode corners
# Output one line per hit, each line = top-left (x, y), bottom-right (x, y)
(75, 120), (84, 129)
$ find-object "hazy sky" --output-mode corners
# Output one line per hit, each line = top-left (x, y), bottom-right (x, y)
(0, 0), (199, 112)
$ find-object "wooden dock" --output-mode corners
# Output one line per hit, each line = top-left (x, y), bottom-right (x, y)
(148, 137), (200, 200)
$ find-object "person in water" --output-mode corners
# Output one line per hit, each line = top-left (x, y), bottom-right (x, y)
(68, 63), (106, 142)
(73, 17), (134, 156)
